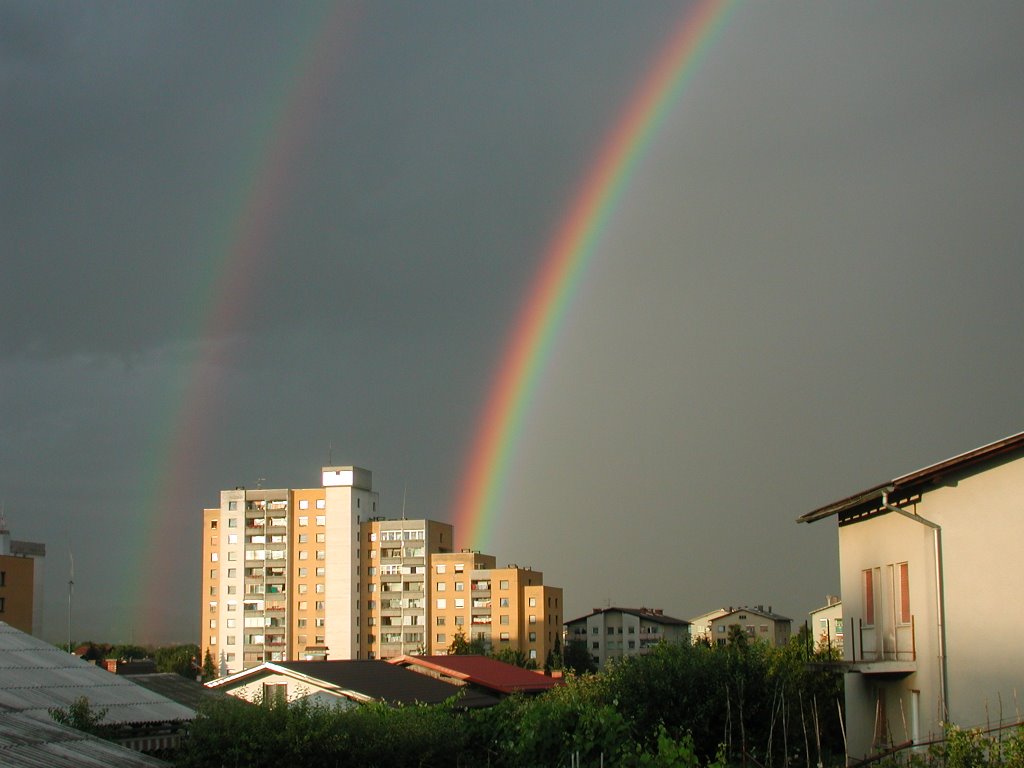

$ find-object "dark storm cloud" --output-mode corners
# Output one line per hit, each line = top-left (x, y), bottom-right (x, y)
(2, 1), (1024, 642)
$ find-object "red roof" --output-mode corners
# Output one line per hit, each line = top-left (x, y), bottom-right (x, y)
(387, 655), (562, 695)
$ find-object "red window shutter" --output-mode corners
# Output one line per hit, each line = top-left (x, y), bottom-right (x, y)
(899, 562), (910, 623)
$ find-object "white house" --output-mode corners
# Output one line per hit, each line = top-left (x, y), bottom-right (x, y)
(689, 605), (791, 647)
(798, 431), (1024, 760)
(809, 595), (843, 655)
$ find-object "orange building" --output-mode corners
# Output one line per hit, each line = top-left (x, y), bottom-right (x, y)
(429, 550), (563, 665)
(0, 523), (45, 636)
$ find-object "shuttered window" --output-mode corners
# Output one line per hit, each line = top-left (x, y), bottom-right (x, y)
(863, 569), (875, 625)
(899, 562), (911, 624)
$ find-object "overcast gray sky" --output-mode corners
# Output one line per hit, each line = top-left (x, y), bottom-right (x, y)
(3, 1), (1023, 645)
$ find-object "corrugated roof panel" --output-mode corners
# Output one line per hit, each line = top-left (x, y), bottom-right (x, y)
(0, 623), (194, 725)
(0, 711), (169, 767)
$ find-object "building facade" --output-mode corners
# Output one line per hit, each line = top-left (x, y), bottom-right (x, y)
(428, 551), (562, 665)
(809, 595), (843, 654)
(202, 466), (562, 675)
(0, 522), (45, 636)
(689, 606), (791, 647)
(565, 607), (690, 669)
(798, 431), (1024, 760)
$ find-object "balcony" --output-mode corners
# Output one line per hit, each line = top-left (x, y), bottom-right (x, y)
(847, 615), (917, 676)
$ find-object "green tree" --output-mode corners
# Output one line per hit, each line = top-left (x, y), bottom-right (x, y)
(562, 638), (597, 674)
(447, 631), (486, 655)
(201, 649), (217, 681)
(490, 645), (528, 667)
(49, 696), (111, 739)
(155, 643), (200, 678)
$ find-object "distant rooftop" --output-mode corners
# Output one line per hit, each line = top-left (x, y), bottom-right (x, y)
(564, 606), (690, 627)
(389, 655), (562, 696)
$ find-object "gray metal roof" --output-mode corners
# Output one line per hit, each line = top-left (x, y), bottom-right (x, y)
(0, 709), (170, 767)
(0, 623), (194, 726)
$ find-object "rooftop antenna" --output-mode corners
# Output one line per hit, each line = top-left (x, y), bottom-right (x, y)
(401, 483), (407, 521)
(328, 442), (334, 465)
(67, 548), (74, 653)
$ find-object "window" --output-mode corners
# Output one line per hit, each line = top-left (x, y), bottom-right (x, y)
(529, 649), (537, 660)
(454, 581), (464, 592)
(226, 619), (236, 628)
(316, 533), (326, 543)
(210, 569), (217, 579)
(298, 619), (307, 628)
(628, 640), (636, 649)
(209, 619), (217, 629)
(499, 580), (509, 590)
(529, 631), (536, 642)
(607, 627), (614, 635)
(316, 601), (325, 611)
(316, 499), (325, 509)
(499, 597), (509, 607)
(367, 567), (377, 576)
(299, 550), (308, 560)
(227, 534), (238, 545)
(898, 562), (911, 624)
(436, 564), (446, 574)
(528, 597), (537, 607)
(592, 627), (598, 635)
(500, 632), (510, 641)
(436, 582), (446, 592)
(592, 641), (599, 650)
(436, 633), (446, 644)
(316, 567), (325, 577)
(299, 500), (309, 510)
(529, 615), (537, 625)
(436, 616), (446, 626)
(455, 616), (464, 626)
(298, 568), (307, 577)
(298, 584), (308, 594)
(367, 584), (376, 592)
(226, 638), (235, 646)
(298, 534), (308, 543)
(454, 598), (464, 609)
(228, 518), (237, 527)
(299, 601), (308, 610)
(227, 568), (237, 578)
(298, 516), (308, 526)
(436, 599), (447, 610)
(500, 615), (509, 625)
(210, 552), (218, 562)
(228, 501), (237, 511)
(227, 585), (236, 595)
(863, 569), (876, 626)
(454, 563), (464, 573)
(315, 516), (326, 526)
(315, 584), (324, 593)
(227, 551), (237, 561)
(210, 636), (217, 645)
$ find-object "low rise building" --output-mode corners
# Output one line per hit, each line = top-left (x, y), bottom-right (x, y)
(564, 607), (690, 669)
(809, 595), (843, 654)
(690, 605), (791, 647)
(0, 521), (45, 637)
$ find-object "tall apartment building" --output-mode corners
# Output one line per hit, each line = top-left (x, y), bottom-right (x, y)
(202, 467), (377, 675)
(429, 550), (563, 665)
(0, 521), (45, 636)
(359, 518), (453, 659)
(202, 466), (562, 675)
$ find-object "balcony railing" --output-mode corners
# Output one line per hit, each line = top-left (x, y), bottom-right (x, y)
(853, 615), (916, 662)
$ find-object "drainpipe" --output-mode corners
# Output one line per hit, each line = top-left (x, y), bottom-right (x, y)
(880, 489), (949, 726)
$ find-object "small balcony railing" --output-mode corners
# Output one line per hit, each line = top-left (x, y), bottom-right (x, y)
(853, 615), (916, 662)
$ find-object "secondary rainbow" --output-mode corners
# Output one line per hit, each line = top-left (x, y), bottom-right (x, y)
(131, 4), (358, 642)
(452, 0), (736, 550)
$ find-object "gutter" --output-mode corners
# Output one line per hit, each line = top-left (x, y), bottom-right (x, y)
(880, 489), (949, 726)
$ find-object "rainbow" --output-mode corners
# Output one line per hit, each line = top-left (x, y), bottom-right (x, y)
(452, 0), (736, 550)
(130, 4), (359, 643)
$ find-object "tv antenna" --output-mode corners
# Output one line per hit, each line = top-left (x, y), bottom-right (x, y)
(67, 549), (75, 653)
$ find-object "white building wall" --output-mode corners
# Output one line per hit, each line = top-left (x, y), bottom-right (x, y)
(323, 467), (373, 660)
(836, 455), (1024, 759)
